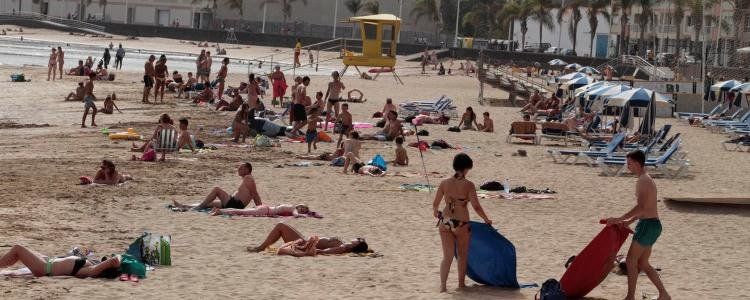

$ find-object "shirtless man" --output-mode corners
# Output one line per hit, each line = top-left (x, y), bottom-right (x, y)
(521, 90), (542, 114)
(100, 95), (121, 114)
(81, 73), (97, 128)
(365, 111), (402, 141)
(47, 48), (57, 81)
(605, 150), (671, 300)
(176, 117), (195, 152)
(323, 71), (345, 131)
(56, 47), (64, 79)
(177, 72), (197, 98)
(209, 204), (310, 217)
(381, 98), (396, 117)
(153, 55), (169, 102)
(172, 162), (262, 210)
(216, 57), (229, 100)
(65, 82), (85, 101)
(204, 51), (213, 82)
(142, 55), (156, 103)
(478, 112), (494, 132)
(341, 132), (362, 173)
(336, 103), (353, 148)
(247, 223), (369, 256)
(290, 76), (310, 135)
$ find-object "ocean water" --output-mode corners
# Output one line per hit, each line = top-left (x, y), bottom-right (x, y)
(0, 37), (342, 77)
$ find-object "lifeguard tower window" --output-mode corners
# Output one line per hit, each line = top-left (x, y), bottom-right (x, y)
(364, 23), (378, 40)
(383, 25), (395, 57)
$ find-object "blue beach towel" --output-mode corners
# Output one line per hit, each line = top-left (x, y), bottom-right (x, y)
(461, 222), (536, 288)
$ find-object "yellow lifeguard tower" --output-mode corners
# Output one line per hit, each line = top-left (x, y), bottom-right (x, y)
(341, 14), (402, 84)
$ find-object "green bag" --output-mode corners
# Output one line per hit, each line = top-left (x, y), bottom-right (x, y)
(119, 254), (147, 278)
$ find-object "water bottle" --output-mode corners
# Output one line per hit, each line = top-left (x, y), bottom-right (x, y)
(503, 178), (510, 194)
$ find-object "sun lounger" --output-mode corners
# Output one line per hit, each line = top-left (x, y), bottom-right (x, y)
(506, 121), (539, 145)
(596, 138), (689, 178)
(547, 133), (625, 165)
(398, 95), (457, 118)
(675, 104), (723, 119)
(539, 122), (579, 146)
(722, 135), (750, 151)
(154, 128), (179, 160)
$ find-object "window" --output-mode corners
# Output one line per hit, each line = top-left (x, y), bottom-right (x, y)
(745, 17), (750, 32)
(686, 15), (692, 27)
(363, 23), (377, 40)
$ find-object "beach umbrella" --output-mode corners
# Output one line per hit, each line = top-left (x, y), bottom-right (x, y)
(548, 59), (567, 66)
(604, 88), (671, 107)
(563, 76), (595, 90)
(737, 47), (750, 54)
(565, 63), (583, 70)
(638, 92), (657, 136)
(577, 66), (600, 74)
(730, 82), (750, 94)
(558, 72), (586, 81)
(586, 84), (632, 104)
(574, 81), (610, 98)
(620, 102), (632, 130)
(710, 80), (743, 92)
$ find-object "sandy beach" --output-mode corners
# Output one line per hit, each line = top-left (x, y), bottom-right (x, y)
(1, 27), (749, 299)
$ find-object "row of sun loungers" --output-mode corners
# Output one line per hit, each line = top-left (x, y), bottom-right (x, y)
(398, 95), (458, 118)
(678, 105), (750, 152)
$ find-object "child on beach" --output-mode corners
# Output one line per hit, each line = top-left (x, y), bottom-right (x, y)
(336, 103), (353, 148)
(393, 136), (409, 166)
(100, 94), (121, 114)
(177, 117), (195, 152)
(232, 103), (250, 143)
(605, 150), (671, 300)
(65, 82), (85, 101)
(81, 73), (97, 128)
(305, 107), (323, 153)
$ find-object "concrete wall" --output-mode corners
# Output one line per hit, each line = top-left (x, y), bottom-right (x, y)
(133, 6), (155, 25)
(672, 93), (721, 114)
(451, 47), (609, 67)
(108, 4), (126, 23)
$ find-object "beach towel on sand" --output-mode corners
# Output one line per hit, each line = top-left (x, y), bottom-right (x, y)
(463, 222), (537, 288)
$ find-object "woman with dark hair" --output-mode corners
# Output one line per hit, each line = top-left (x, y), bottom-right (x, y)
(247, 223), (369, 256)
(89, 159), (131, 185)
(131, 113), (176, 161)
(458, 107), (479, 130)
(0, 245), (121, 278)
(432, 153), (492, 292)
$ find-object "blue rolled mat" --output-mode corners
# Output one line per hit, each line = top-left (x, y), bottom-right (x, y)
(459, 221), (535, 288)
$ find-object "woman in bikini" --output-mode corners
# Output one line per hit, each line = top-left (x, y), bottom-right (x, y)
(209, 204), (309, 217)
(432, 153), (492, 292)
(216, 57), (229, 100)
(323, 71), (345, 131)
(80, 159), (132, 185)
(47, 48), (57, 81)
(247, 223), (368, 257)
(458, 107), (479, 130)
(0, 245), (121, 278)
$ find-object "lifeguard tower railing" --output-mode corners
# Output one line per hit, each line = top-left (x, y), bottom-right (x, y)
(247, 38), (347, 76)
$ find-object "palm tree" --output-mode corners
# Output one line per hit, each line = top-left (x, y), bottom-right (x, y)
(558, 0), (586, 53)
(225, 0), (244, 15)
(364, 0), (380, 15)
(410, 0), (441, 45)
(585, 0), (611, 57)
(500, 0), (533, 50)
(259, 0), (309, 30)
(461, 0), (506, 38)
(635, 0), (654, 56)
(615, 0), (636, 55)
(671, 0), (687, 57)
(528, 0), (556, 51)
(345, 0), (365, 38)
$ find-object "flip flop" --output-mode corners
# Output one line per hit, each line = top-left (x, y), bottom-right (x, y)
(119, 274), (129, 281)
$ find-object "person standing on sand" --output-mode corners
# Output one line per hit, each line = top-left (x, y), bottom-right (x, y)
(47, 48), (57, 81)
(172, 162), (262, 210)
(153, 55), (169, 102)
(115, 44), (125, 70)
(270, 65), (286, 107)
(102, 48), (111, 69)
(196, 49), (205, 81)
(294, 39), (302, 67)
(323, 71), (345, 131)
(433, 153), (492, 292)
(605, 150), (671, 300)
(290, 76), (310, 136)
(204, 51), (213, 82)
(81, 73), (97, 128)
(56, 46), (64, 79)
(142, 55), (156, 103)
(216, 57), (229, 100)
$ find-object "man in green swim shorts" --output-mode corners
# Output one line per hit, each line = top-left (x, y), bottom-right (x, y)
(606, 150), (671, 300)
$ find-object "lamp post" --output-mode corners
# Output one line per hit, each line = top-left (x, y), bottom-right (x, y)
(261, 1), (267, 33)
(558, 0), (565, 48)
(700, 0), (706, 113)
(397, 0), (402, 42)
(453, 0), (462, 47)
(332, 0), (338, 38)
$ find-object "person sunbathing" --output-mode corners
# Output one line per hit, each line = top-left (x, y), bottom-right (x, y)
(79, 159), (132, 185)
(217, 90), (243, 111)
(477, 112), (494, 132)
(65, 82), (86, 101)
(363, 111), (402, 141)
(247, 223), (369, 256)
(192, 81), (214, 103)
(521, 91), (543, 114)
(0, 245), (121, 278)
(172, 162), (262, 210)
(67, 60), (85, 76)
(177, 72), (197, 98)
(351, 161), (385, 177)
(209, 204), (310, 217)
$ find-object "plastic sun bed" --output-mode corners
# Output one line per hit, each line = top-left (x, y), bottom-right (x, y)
(547, 133), (625, 166)
(596, 138), (689, 178)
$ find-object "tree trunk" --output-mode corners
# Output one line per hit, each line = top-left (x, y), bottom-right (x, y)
(538, 18), (543, 52)
(619, 13), (628, 55)
(572, 21), (578, 53)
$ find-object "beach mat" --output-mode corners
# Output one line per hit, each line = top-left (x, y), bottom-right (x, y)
(560, 223), (632, 298)
(462, 221), (536, 288)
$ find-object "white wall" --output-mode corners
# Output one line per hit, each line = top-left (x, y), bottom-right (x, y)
(134, 5), (155, 25)
(513, 8), (612, 56)
(108, 4), (125, 23)
(172, 8), (191, 27)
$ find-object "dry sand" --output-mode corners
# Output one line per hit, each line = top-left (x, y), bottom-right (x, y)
(0, 27), (749, 299)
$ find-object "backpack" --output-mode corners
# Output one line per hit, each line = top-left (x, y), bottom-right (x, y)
(480, 181), (503, 191)
(431, 139), (451, 149)
(447, 126), (461, 132)
(535, 278), (566, 300)
(416, 129), (429, 136)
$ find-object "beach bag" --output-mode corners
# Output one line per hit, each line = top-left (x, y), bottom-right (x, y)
(368, 154), (387, 171)
(127, 232), (171, 266)
(255, 135), (272, 147)
(480, 181), (503, 191)
(431, 139), (451, 149)
(417, 129), (429, 136)
(404, 115), (416, 123)
(535, 279), (566, 300)
(10, 74), (25, 82)
(372, 111), (383, 118)
(448, 126), (461, 132)
(317, 131), (333, 142)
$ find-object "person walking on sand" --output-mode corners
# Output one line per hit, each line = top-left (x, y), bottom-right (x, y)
(47, 48), (57, 81)
(605, 150), (671, 300)
(294, 39), (302, 67)
(323, 71), (345, 131)
(81, 73), (98, 128)
(56, 46), (64, 79)
(433, 153), (492, 292)
(142, 55), (156, 103)
(102, 48), (111, 69)
(115, 44), (125, 70)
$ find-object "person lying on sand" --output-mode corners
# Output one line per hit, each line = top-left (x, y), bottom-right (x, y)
(362, 111), (402, 141)
(209, 204), (310, 217)
(0, 245), (121, 278)
(247, 223), (369, 256)
(172, 162), (262, 210)
(350, 160), (385, 177)
(80, 159), (132, 185)
(65, 82), (85, 101)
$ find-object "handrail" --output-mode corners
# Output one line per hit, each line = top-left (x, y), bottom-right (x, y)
(596, 55), (672, 80)
(0, 11), (105, 32)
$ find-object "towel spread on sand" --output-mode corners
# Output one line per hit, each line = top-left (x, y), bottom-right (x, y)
(477, 193), (556, 200)
(399, 183), (435, 192)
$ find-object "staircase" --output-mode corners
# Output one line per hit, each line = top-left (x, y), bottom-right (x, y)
(0, 11), (107, 35)
(595, 55), (674, 81)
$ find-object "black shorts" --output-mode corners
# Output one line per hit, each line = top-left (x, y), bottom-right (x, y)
(224, 197), (247, 209)
(143, 75), (154, 88)
(328, 98), (341, 104)
(292, 103), (307, 122)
